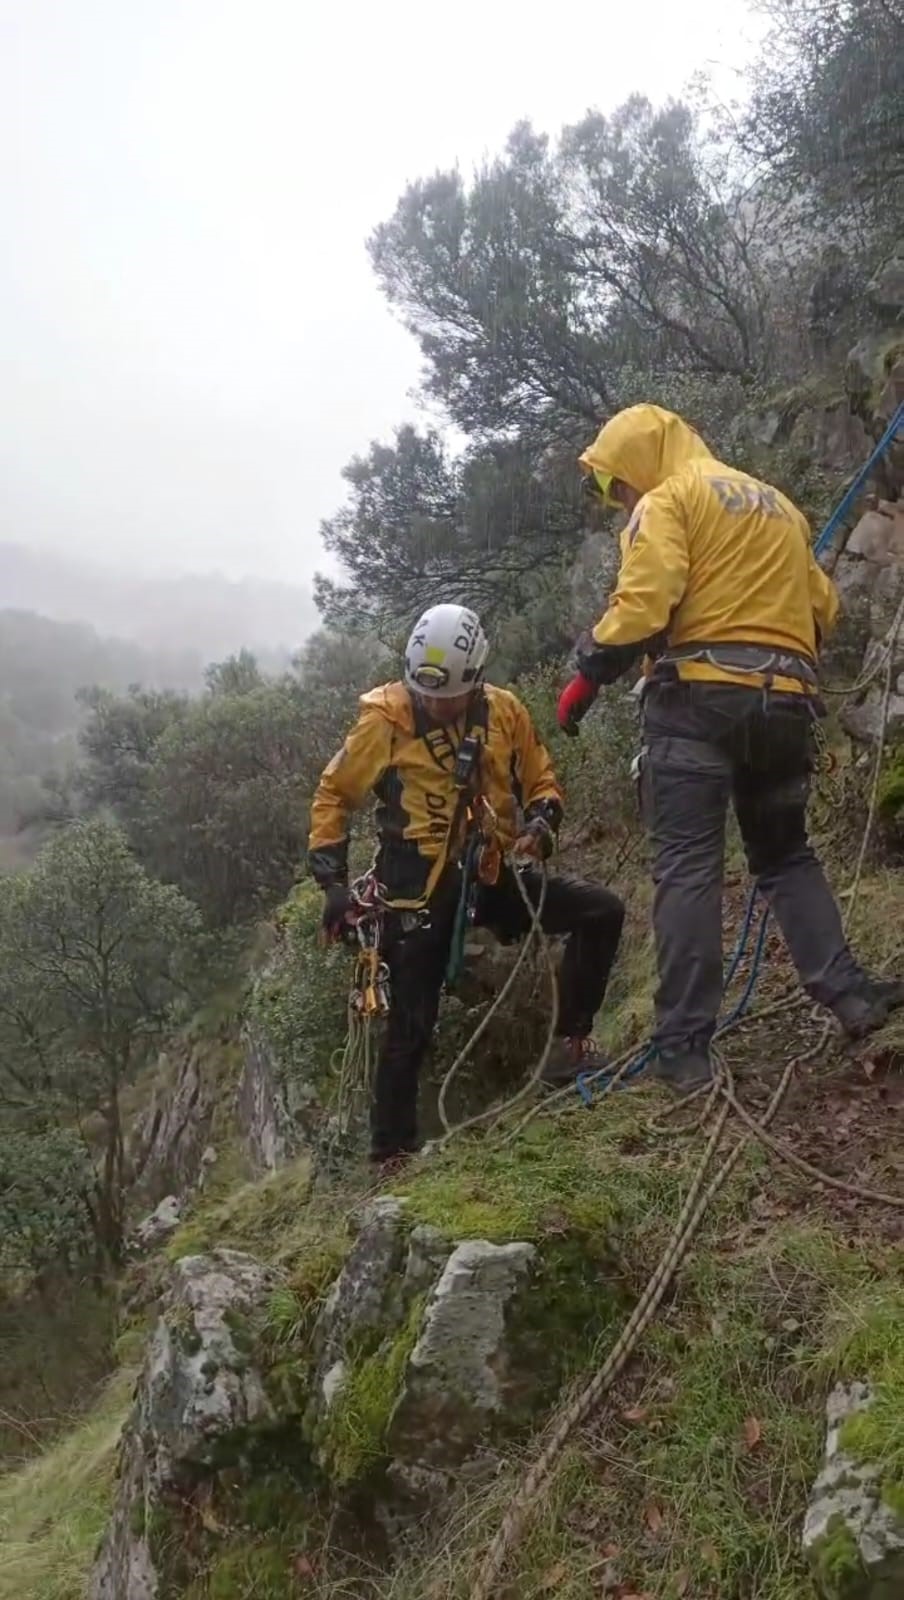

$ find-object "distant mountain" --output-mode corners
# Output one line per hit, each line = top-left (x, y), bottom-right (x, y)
(0, 542), (318, 666)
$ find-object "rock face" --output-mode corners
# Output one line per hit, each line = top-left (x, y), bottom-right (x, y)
(835, 508), (904, 744)
(868, 239), (904, 319)
(89, 1250), (278, 1600)
(312, 1197), (411, 1405)
(237, 1014), (304, 1173)
(386, 1239), (536, 1503)
(132, 1194), (183, 1253)
(129, 1044), (216, 1204)
(803, 1382), (904, 1600)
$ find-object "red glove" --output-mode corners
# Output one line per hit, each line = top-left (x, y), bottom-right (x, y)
(557, 674), (598, 736)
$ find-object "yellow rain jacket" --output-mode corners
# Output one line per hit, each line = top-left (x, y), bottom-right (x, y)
(579, 405), (839, 693)
(307, 682), (563, 907)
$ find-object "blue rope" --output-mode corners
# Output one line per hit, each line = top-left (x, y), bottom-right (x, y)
(813, 399), (904, 560)
(576, 401), (904, 1108)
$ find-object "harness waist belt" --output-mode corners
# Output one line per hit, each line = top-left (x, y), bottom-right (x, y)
(656, 640), (818, 688)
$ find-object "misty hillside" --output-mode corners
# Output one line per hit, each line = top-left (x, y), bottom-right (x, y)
(0, 542), (318, 664)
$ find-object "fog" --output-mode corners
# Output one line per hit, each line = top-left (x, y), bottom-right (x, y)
(2, 0), (762, 638)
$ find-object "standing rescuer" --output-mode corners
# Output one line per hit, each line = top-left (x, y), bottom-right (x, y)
(558, 403), (904, 1094)
(308, 603), (625, 1164)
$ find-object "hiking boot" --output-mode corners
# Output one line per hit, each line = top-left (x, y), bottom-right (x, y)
(832, 977), (904, 1040)
(647, 1043), (715, 1096)
(368, 1142), (421, 1177)
(542, 1036), (608, 1087)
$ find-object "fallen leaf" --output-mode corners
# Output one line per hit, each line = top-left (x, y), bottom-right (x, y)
(674, 1569), (691, 1595)
(644, 1501), (664, 1536)
(601, 1541), (620, 1558)
(293, 1553), (316, 1579)
(743, 1415), (763, 1450)
(700, 1540), (719, 1566)
(621, 1405), (648, 1424)
(540, 1559), (568, 1590)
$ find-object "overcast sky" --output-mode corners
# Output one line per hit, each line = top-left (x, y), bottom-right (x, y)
(1, 0), (763, 588)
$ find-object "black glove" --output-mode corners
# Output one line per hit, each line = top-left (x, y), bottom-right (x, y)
(321, 884), (355, 941)
(513, 815), (555, 862)
(575, 631), (643, 688)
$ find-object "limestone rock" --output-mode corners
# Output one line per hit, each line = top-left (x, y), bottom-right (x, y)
(803, 1381), (904, 1599)
(237, 985), (321, 1175)
(132, 1195), (182, 1253)
(237, 1014), (304, 1173)
(808, 403), (872, 473)
(312, 1197), (410, 1400)
(846, 502), (904, 566)
(840, 558), (904, 744)
(386, 1239), (536, 1502)
(128, 1044), (215, 1204)
(868, 240), (904, 318)
(89, 1249), (278, 1600)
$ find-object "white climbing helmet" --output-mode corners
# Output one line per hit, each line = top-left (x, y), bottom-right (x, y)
(403, 604), (489, 698)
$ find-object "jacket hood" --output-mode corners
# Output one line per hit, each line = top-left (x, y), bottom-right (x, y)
(579, 404), (715, 496)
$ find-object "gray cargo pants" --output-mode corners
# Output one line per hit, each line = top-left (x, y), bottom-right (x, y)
(640, 681), (864, 1049)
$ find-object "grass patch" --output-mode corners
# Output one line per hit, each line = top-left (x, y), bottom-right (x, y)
(321, 1294), (426, 1486)
(0, 1367), (136, 1600)
(827, 1287), (904, 1486)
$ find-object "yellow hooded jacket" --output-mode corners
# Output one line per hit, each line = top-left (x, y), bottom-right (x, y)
(307, 681), (563, 907)
(579, 405), (839, 692)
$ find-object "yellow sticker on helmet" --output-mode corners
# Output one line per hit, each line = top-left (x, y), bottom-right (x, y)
(424, 646), (446, 665)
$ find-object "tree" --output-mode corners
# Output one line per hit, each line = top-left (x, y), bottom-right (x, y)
(205, 649), (265, 698)
(316, 424), (587, 634)
(369, 102), (790, 458)
(141, 679), (328, 925)
(76, 683), (189, 828)
(746, 0), (904, 229)
(0, 1130), (95, 1278)
(0, 819), (201, 1260)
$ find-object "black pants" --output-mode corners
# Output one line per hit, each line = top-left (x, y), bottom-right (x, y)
(642, 681), (864, 1049)
(371, 865), (625, 1158)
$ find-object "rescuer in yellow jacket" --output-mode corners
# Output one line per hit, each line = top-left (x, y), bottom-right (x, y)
(557, 405), (903, 1093)
(309, 603), (625, 1164)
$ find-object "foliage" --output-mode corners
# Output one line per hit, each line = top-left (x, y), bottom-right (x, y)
(0, 818), (201, 1259)
(66, 645), (385, 926)
(0, 1130), (95, 1277)
(746, 0), (904, 228)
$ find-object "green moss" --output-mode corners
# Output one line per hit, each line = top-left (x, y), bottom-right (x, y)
(394, 1116), (622, 1244)
(197, 1541), (294, 1600)
(168, 1158), (320, 1267)
(882, 1477), (904, 1519)
(833, 1291), (904, 1479)
(808, 1514), (865, 1597)
(878, 746), (904, 833)
(129, 1498), (146, 1538)
(320, 1295), (425, 1486)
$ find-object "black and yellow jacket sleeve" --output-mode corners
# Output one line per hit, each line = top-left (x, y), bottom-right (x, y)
(307, 703), (392, 886)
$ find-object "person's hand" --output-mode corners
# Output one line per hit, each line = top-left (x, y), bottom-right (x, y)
(512, 816), (554, 862)
(556, 673), (598, 736)
(321, 884), (355, 943)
